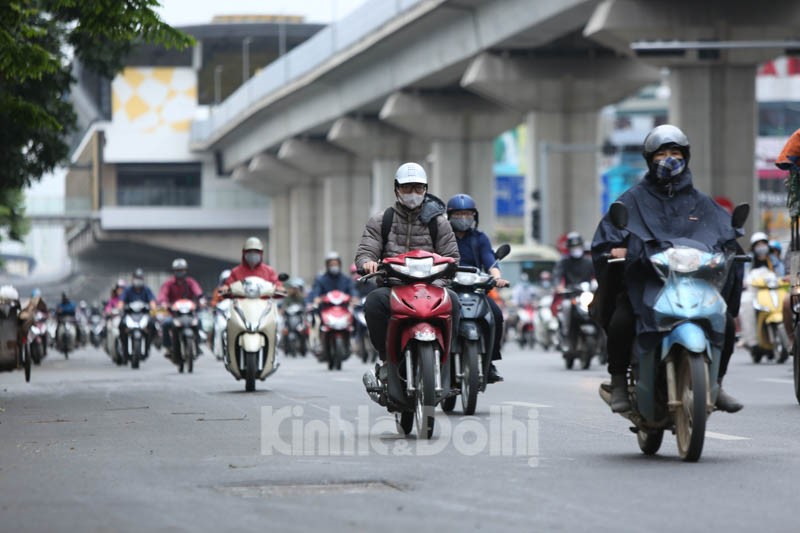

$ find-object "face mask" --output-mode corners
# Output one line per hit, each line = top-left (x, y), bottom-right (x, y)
(450, 217), (474, 232)
(569, 247), (584, 259)
(133, 279), (144, 289)
(754, 244), (769, 258)
(175, 271), (187, 279)
(245, 251), (261, 268)
(653, 156), (686, 183)
(399, 193), (424, 209)
(540, 281), (552, 290)
(327, 266), (341, 276)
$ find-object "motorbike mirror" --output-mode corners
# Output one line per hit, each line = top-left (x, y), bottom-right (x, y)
(494, 244), (511, 261)
(609, 202), (628, 230)
(731, 203), (750, 229)
(278, 273), (290, 282)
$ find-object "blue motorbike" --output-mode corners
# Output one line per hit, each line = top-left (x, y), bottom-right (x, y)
(599, 202), (749, 461)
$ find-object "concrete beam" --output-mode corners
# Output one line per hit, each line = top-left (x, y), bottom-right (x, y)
(379, 91), (522, 140)
(231, 154), (313, 195)
(461, 52), (660, 112)
(326, 117), (428, 161)
(277, 138), (369, 176)
(584, 0), (800, 65)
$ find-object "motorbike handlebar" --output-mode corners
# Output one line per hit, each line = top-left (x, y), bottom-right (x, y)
(733, 255), (752, 263)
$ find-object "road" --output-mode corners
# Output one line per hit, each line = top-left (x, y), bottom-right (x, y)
(1, 342), (799, 533)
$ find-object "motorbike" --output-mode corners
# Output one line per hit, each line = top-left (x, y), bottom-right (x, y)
(533, 293), (559, 351)
(169, 298), (200, 373)
(362, 250), (458, 439)
(104, 309), (125, 365)
(558, 281), (602, 370)
(353, 301), (379, 363)
(749, 267), (790, 363)
(223, 276), (283, 392)
(89, 309), (104, 348)
(122, 300), (150, 369)
(281, 302), (309, 357)
(27, 310), (49, 365)
(55, 315), (78, 359)
(598, 201), (750, 461)
(442, 244), (511, 415)
(212, 299), (231, 361)
(515, 304), (536, 348)
(0, 290), (29, 382)
(318, 290), (353, 371)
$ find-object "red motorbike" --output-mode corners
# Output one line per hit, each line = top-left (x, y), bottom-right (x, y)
(319, 290), (353, 371)
(362, 250), (458, 439)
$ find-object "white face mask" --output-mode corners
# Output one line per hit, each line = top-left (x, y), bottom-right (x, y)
(399, 193), (424, 209)
(569, 247), (584, 259)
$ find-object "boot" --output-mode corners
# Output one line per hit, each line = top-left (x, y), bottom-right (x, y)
(610, 374), (631, 413)
(488, 364), (504, 383)
(715, 380), (743, 413)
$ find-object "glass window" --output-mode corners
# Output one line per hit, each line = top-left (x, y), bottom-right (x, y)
(116, 164), (201, 206)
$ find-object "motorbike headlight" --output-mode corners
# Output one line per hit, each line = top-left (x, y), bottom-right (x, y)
(455, 272), (480, 285)
(391, 257), (450, 279)
(578, 291), (594, 310)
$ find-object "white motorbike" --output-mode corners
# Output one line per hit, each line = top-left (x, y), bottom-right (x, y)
(104, 310), (125, 365)
(533, 293), (559, 351)
(212, 299), (231, 361)
(222, 277), (283, 392)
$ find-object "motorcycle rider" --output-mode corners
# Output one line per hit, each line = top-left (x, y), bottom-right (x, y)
(118, 268), (157, 357)
(749, 232), (784, 275)
(210, 269), (232, 308)
(553, 232), (595, 349)
(158, 258), (204, 359)
(591, 124), (744, 414)
(223, 237), (279, 286)
(307, 252), (356, 303)
(355, 162), (460, 385)
(104, 280), (126, 314)
(446, 193), (508, 383)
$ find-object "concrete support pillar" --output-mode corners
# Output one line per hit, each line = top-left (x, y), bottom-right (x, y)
(321, 174), (371, 267)
(429, 139), (495, 233)
(525, 111), (600, 245)
(289, 184), (322, 282)
(371, 159), (401, 215)
(269, 191), (291, 274)
(669, 64), (759, 230)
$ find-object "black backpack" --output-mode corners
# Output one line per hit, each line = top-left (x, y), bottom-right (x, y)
(380, 207), (438, 256)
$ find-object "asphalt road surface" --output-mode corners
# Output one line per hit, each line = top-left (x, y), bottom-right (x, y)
(2, 342), (799, 533)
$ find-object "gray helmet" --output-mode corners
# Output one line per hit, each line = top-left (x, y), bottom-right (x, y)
(642, 124), (690, 164)
(171, 258), (188, 271)
(218, 269), (231, 286)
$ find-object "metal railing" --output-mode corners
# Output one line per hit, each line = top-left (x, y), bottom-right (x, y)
(190, 0), (424, 145)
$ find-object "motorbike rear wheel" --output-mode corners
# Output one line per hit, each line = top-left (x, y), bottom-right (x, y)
(185, 338), (195, 374)
(637, 429), (664, 455)
(415, 343), (437, 439)
(674, 353), (707, 462)
(245, 351), (257, 392)
(461, 341), (480, 415)
(30, 342), (42, 365)
(776, 325), (791, 364)
(564, 356), (575, 370)
(396, 412), (414, 435)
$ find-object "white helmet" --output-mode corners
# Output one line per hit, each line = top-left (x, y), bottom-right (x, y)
(243, 236), (264, 252)
(750, 232), (769, 247)
(0, 285), (19, 301)
(171, 258), (188, 271)
(394, 162), (428, 185)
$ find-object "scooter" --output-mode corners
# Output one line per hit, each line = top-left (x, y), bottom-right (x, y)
(169, 298), (200, 373)
(442, 244), (511, 415)
(122, 300), (150, 369)
(222, 277), (284, 392)
(361, 250), (458, 439)
(318, 290), (353, 371)
(598, 202), (751, 462)
(533, 293), (559, 351)
(559, 281), (602, 370)
(89, 309), (104, 348)
(28, 310), (49, 365)
(55, 316), (77, 359)
(103, 309), (125, 365)
(212, 299), (231, 361)
(516, 304), (535, 349)
(749, 267), (790, 363)
(353, 301), (379, 363)
(281, 302), (309, 357)
(0, 289), (29, 382)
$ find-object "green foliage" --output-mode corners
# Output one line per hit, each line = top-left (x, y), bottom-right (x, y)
(0, 0), (193, 242)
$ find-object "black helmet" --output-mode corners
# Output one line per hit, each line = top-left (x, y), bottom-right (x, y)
(133, 268), (145, 279)
(642, 124), (690, 166)
(566, 231), (584, 249)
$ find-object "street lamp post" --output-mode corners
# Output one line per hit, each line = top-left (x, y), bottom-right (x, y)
(214, 65), (223, 105)
(242, 37), (252, 85)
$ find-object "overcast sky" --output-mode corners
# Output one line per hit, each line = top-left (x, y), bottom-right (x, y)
(156, 0), (369, 26)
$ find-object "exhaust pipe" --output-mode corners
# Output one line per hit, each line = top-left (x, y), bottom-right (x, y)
(362, 370), (385, 405)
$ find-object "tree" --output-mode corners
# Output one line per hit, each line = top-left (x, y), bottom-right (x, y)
(0, 0), (193, 242)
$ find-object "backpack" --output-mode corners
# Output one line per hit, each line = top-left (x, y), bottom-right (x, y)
(380, 207), (439, 257)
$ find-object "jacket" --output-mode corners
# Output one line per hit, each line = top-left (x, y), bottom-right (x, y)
(354, 194), (459, 267)
(158, 276), (203, 305)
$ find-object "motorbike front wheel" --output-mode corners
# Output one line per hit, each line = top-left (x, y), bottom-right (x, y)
(22, 344), (31, 383)
(30, 342), (42, 365)
(131, 337), (141, 369)
(415, 343), (437, 439)
(461, 341), (480, 415)
(776, 324), (791, 364)
(245, 351), (257, 392)
(674, 353), (707, 462)
(186, 338), (195, 374)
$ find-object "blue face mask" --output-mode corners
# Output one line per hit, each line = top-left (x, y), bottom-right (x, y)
(654, 156), (686, 183)
(450, 216), (474, 232)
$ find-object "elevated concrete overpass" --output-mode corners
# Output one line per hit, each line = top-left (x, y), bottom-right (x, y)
(191, 0), (800, 280)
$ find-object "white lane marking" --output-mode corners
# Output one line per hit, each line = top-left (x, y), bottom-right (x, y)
(759, 378), (794, 384)
(332, 377), (357, 383)
(503, 401), (552, 409)
(705, 431), (750, 441)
